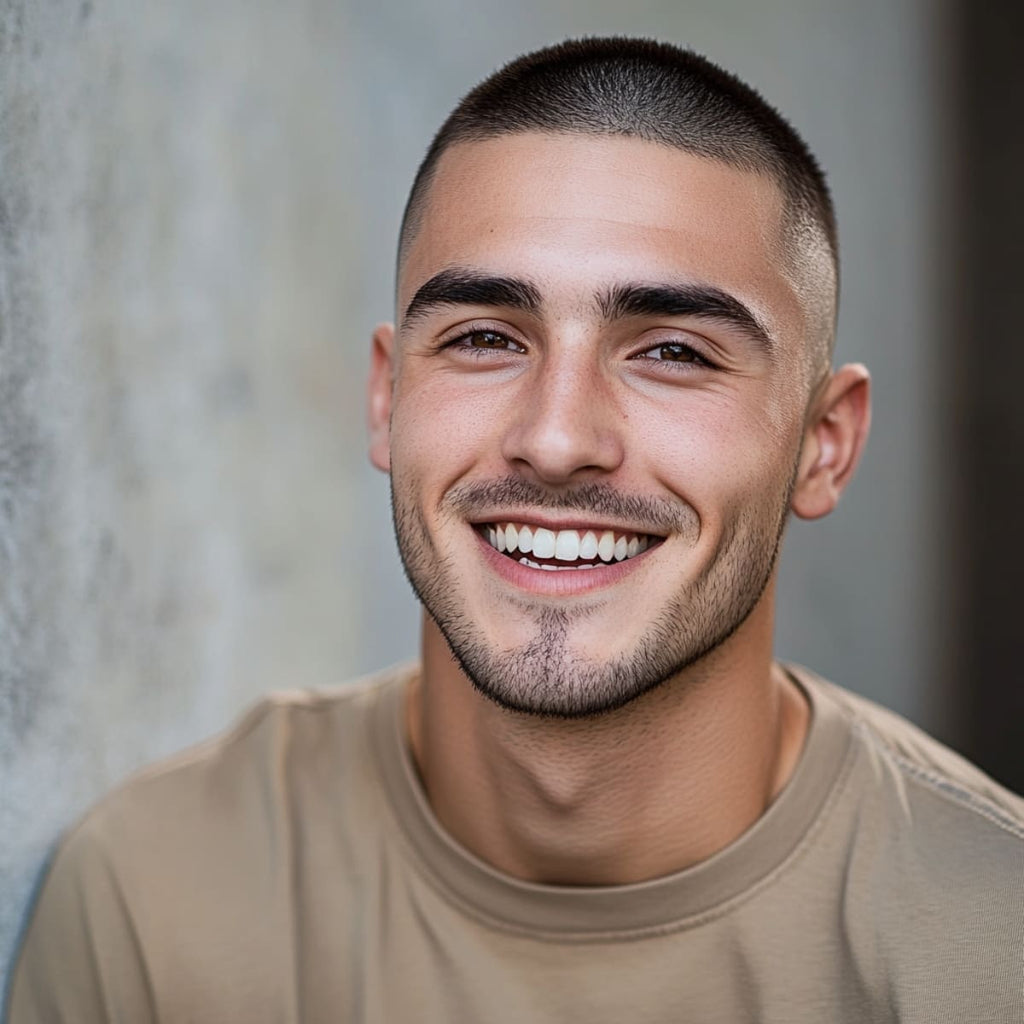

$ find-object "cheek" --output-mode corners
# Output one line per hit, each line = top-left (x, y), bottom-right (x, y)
(389, 376), (506, 478)
(634, 390), (801, 513)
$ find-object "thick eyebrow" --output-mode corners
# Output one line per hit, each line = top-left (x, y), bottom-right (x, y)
(598, 281), (775, 355)
(401, 268), (542, 330)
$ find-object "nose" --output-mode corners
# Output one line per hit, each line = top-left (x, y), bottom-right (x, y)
(500, 348), (625, 484)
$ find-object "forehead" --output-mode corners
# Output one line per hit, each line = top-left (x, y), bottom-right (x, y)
(400, 133), (806, 341)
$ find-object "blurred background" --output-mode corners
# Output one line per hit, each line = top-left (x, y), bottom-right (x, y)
(1, 0), (1020, 988)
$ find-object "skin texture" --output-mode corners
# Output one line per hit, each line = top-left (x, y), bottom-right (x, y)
(368, 133), (870, 884)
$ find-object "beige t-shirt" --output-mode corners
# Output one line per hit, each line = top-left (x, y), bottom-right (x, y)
(8, 664), (1024, 1023)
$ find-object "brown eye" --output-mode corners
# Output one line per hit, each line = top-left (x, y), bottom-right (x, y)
(656, 343), (697, 362)
(467, 331), (512, 349)
(448, 329), (526, 355)
(630, 339), (713, 372)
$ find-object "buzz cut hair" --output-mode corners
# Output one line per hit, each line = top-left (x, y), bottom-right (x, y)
(398, 37), (839, 368)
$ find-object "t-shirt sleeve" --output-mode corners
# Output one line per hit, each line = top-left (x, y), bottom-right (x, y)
(6, 819), (158, 1024)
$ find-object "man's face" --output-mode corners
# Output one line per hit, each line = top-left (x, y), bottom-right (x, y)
(372, 133), (820, 717)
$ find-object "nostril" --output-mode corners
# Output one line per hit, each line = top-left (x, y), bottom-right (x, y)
(501, 399), (625, 481)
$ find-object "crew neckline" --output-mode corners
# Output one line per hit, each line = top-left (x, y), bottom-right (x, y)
(370, 663), (854, 938)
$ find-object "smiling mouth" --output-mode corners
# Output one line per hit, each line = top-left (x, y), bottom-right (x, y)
(479, 521), (657, 571)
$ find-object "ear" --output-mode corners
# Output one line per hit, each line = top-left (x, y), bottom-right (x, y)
(791, 364), (871, 520)
(368, 323), (396, 473)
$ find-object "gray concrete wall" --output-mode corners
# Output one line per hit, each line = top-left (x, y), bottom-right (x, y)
(0, 0), (945, 984)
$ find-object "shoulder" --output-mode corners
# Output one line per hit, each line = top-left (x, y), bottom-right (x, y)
(803, 667), (1024, 837)
(66, 662), (413, 873)
(792, 666), (1024, 1018)
(8, 665), (414, 1021)
(789, 663), (1023, 906)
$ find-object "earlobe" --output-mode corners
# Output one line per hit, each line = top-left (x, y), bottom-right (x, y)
(791, 364), (871, 521)
(368, 323), (396, 473)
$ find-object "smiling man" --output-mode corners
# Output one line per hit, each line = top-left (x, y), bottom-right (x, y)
(9, 38), (1024, 1024)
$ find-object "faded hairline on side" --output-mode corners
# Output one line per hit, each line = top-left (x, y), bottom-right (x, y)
(396, 37), (840, 377)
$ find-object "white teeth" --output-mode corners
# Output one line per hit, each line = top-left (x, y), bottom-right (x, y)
(532, 528), (556, 559)
(487, 522), (653, 565)
(554, 530), (580, 562)
(540, 563), (557, 571)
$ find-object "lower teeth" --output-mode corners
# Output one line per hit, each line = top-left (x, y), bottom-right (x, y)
(519, 557), (599, 571)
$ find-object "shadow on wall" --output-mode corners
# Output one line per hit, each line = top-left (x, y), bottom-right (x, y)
(947, 0), (1024, 794)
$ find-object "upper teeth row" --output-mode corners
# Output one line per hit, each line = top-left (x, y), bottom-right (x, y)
(486, 523), (650, 562)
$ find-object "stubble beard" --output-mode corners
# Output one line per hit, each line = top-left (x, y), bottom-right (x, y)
(390, 471), (796, 720)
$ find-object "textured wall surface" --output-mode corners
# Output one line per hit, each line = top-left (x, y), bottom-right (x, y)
(0, 0), (943, 985)
(0, 0), (380, 978)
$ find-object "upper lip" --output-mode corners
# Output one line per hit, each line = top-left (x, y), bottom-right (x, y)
(468, 511), (667, 537)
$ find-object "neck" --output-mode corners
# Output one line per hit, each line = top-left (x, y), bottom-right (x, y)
(407, 600), (809, 886)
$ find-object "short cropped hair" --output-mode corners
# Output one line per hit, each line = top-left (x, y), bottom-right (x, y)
(398, 37), (839, 367)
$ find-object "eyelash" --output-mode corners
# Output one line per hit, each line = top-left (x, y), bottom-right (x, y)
(442, 328), (527, 357)
(630, 341), (716, 371)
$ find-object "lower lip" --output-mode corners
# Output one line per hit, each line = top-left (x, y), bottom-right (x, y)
(473, 528), (653, 596)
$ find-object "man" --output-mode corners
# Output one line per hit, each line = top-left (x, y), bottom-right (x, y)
(9, 37), (1023, 1023)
